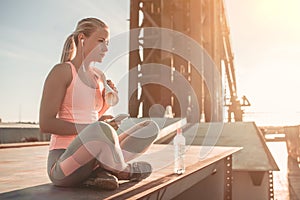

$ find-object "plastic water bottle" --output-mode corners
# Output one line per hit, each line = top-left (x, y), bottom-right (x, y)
(174, 128), (186, 174)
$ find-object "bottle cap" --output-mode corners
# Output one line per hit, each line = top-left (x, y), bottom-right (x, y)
(177, 128), (182, 134)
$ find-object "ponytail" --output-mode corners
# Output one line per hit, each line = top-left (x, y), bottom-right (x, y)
(60, 18), (108, 63)
(60, 34), (76, 63)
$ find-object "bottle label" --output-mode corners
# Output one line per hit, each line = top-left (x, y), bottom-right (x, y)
(174, 144), (185, 174)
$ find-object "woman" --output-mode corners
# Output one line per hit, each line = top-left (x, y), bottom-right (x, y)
(39, 17), (159, 190)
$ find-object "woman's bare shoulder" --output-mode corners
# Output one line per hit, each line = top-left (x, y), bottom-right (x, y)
(46, 63), (73, 84)
(51, 62), (72, 73)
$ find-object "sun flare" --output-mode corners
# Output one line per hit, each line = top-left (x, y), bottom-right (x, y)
(256, 0), (300, 24)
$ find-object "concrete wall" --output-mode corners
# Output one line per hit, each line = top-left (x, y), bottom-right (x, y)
(172, 159), (226, 200)
(232, 171), (271, 200)
(0, 127), (50, 144)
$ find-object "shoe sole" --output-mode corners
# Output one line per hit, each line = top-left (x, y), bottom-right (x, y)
(94, 177), (119, 190)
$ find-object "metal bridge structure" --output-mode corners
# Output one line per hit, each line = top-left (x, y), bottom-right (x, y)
(128, 0), (250, 122)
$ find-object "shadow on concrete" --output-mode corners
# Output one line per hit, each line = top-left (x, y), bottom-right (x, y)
(0, 183), (104, 200)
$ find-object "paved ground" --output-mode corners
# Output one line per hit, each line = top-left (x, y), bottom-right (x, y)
(0, 141), (299, 199)
(266, 141), (300, 200)
(0, 145), (50, 193)
(0, 144), (240, 200)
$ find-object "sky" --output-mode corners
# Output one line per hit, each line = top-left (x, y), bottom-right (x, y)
(0, 0), (300, 126)
(224, 0), (300, 125)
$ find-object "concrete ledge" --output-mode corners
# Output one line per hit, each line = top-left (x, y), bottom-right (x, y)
(0, 141), (49, 149)
(0, 144), (240, 199)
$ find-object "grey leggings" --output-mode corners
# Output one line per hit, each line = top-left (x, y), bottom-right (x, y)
(47, 120), (159, 187)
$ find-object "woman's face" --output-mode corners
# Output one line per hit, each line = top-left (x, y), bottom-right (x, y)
(83, 27), (109, 63)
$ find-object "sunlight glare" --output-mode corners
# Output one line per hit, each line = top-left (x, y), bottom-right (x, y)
(256, 0), (300, 26)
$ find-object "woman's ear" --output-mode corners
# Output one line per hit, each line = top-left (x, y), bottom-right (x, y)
(78, 33), (86, 46)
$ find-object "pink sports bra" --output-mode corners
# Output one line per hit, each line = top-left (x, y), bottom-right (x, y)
(49, 62), (105, 150)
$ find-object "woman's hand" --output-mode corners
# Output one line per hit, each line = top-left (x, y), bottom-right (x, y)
(90, 67), (118, 93)
(98, 115), (119, 130)
(106, 79), (118, 93)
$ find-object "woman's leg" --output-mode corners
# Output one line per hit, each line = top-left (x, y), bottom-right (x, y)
(48, 121), (130, 187)
(118, 120), (160, 162)
(47, 149), (97, 187)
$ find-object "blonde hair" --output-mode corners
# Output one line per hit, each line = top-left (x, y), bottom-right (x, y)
(60, 18), (108, 63)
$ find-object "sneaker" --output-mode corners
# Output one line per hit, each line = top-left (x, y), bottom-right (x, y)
(129, 161), (152, 182)
(83, 170), (119, 191)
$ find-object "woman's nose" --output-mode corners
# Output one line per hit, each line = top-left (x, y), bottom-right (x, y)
(101, 43), (108, 52)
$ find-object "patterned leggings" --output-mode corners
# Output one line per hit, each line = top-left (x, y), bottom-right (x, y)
(47, 120), (159, 186)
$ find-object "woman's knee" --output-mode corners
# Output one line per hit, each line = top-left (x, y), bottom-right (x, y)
(120, 120), (160, 155)
(138, 120), (160, 140)
(79, 121), (118, 145)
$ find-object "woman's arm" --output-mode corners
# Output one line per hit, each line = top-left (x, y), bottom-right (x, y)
(39, 63), (86, 135)
(98, 102), (110, 117)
